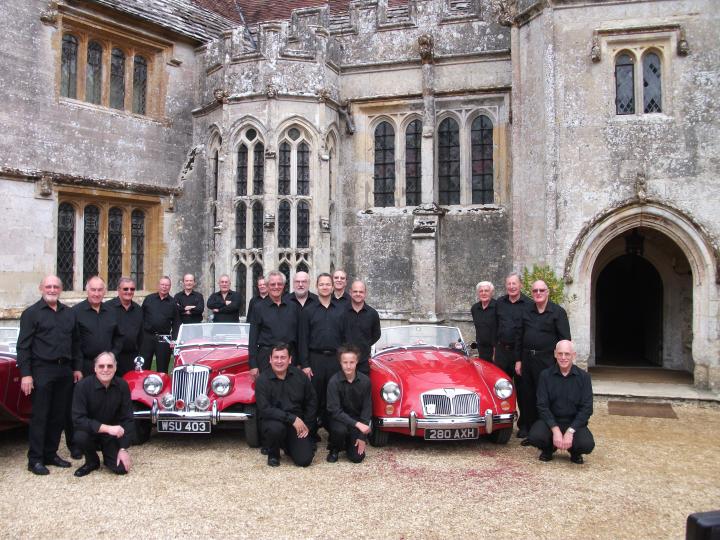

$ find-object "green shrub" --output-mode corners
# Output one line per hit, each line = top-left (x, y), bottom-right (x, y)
(521, 264), (572, 306)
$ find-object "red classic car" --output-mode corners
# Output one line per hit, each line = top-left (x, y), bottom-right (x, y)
(0, 328), (31, 431)
(126, 322), (258, 446)
(369, 325), (517, 446)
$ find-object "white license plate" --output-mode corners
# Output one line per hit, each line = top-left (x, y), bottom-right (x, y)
(424, 427), (479, 440)
(157, 420), (211, 434)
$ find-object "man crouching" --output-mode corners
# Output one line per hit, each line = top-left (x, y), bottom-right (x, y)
(71, 352), (134, 477)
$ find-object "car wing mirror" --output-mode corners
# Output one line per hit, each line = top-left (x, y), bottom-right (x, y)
(134, 356), (145, 372)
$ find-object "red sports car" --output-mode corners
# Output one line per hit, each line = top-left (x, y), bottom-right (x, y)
(125, 323), (258, 446)
(0, 328), (31, 431)
(369, 325), (517, 446)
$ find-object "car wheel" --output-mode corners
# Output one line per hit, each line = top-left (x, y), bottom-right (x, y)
(243, 404), (260, 448)
(488, 427), (512, 444)
(369, 423), (389, 447)
(133, 404), (152, 445)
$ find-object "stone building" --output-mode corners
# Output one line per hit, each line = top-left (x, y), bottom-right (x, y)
(0, 0), (717, 389)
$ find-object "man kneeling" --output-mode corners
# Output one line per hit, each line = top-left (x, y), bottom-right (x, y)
(72, 352), (134, 477)
(256, 343), (317, 467)
(527, 340), (595, 464)
(326, 346), (372, 463)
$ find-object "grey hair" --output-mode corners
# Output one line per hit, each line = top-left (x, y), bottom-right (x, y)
(267, 270), (287, 285)
(475, 281), (494, 294)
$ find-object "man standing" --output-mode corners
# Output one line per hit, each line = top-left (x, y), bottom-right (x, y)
(255, 344), (317, 467)
(340, 280), (381, 375)
(17, 275), (81, 475)
(246, 275), (268, 322)
(175, 273), (204, 325)
(331, 269), (350, 305)
(139, 276), (180, 373)
(283, 271), (318, 311)
(72, 352), (134, 476)
(527, 340), (595, 464)
(470, 281), (497, 361)
(248, 271), (301, 377)
(326, 346), (371, 464)
(106, 277), (143, 376)
(516, 280), (571, 443)
(207, 274), (241, 322)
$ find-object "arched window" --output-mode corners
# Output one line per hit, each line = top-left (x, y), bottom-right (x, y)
(107, 207), (123, 289)
(86, 41), (103, 105)
(438, 118), (460, 205)
(253, 141), (264, 195)
(131, 209), (145, 289)
(252, 263), (263, 290)
(471, 115), (494, 204)
(57, 203), (75, 290)
(110, 48), (125, 110)
(236, 264), (247, 317)
(297, 261), (309, 273)
(279, 262), (291, 295)
(405, 119), (421, 206)
(133, 55), (147, 115)
(278, 142), (291, 195)
(643, 52), (662, 113)
(373, 121), (395, 207)
(237, 144), (248, 196)
(237, 128), (264, 196)
(61, 34), (78, 99)
(297, 201), (309, 248)
(83, 205), (100, 284)
(252, 202), (263, 248)
(235, 203), (246, 249)
(278, 200), (291, 248)
(615, 53), (635, 115)
(297, 142), (310, 196)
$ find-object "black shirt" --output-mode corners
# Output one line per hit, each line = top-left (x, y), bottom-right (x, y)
(142, 293), (181, 338)
(17, 298), (79, 376)
(332, 291), (351, 307)
(248, 297), (301, 369)
(516, 300), (571, 356)
(340, 303), (381, 365)
(537, 364), (593, 431)
(470, 298), (497, 349)
(72, 375), (134, 448)
(175, 290), (205, 324)
(283, 291), (319, 311)
(207, 290), (241, 323)
(255, 366), (317, 426)
(326, 371), (372, 439)
(105, 297), (143, 354)
(246, 295), (267, 322)
(73, 299), (123, 361)
(495, 293), (532, 345)
(297, 300), (344, 367)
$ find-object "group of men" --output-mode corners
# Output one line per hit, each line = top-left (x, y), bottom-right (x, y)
(471, 272), (595, 463)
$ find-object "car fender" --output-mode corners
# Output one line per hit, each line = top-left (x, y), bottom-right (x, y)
(123, 370), (171, 408)
(215, 370), (255, 408)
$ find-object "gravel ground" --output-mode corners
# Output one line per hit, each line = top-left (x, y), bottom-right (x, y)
(1, 398), (719, 540)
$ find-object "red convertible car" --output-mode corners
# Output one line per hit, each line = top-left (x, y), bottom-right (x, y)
(126, 323), (258, 446)
(0, 327), (31, 431)
(369, 325), (516, 446)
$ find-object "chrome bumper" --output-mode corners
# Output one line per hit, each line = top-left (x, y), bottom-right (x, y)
(133, 400), (250, 425)
(375, 410), (516, 436)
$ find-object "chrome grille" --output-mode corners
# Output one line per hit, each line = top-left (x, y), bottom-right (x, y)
(171, 365), (210, 409)
(422, 390), (479, 416)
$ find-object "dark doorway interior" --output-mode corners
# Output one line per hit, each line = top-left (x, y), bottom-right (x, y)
(596, 254), (663, 366)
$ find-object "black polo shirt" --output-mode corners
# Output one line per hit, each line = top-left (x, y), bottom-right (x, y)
(470, 298), (497, 350)
(175, 290), (205, 324)
(495, 293), (532, 345)
(73, 299), (123, 361)
(142, 293), (180, 338)
(516, 300), (571, 357)
(298, 300), (343, 367)
(255, 365), (317, 426)
(246, 294), (267, 323)
(207, 290), (241, 322)
(331, 291), (351, 307)
(105, 297), (143, 354)
(283, 291), (319, 311)
(71, 375), (134, 448)
(248, 296), (301, 369)
(340, 303), (381, 365)
(326, 371), (372, 439)
(536, 364), (593, 431)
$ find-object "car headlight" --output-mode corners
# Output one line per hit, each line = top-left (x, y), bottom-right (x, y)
(195, 394), (210, 411)
(161, 393), (176, 409)
(211, 375), (231, 396)
(143, 374), (163, 396)
(381, 382), (401, 403)
(494, 378), (513, 399)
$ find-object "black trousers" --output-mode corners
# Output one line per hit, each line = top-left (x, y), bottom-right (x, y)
(328, 420), (366, 463)
(476, 344), (494, 362)
(116, 351), (137, 377)
(139, 332), (171, 374)
(527, 420), (595, 457)
(28, 363), (73, 464)
(309, 351), (340, 430)
(73, 429), (127, 474)
(519, 351), (555, 430)
(262, 419), (314, 467)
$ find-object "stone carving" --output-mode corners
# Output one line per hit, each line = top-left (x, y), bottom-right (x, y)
(320, 217), (330, 232)
(264, 148), (276, 159)
(315, 87), (331, 102)
(590, 35), (601, 63)
(266, 83), (278, 99)
(418, 34), (434, 64)
(213, 88), (228, 103)
(40, 1), (58, 26)
(37, 175), (53, 197)
(490, 0), (515, 27)
(412, 202), (447, 216)
(339, 100), (355, 135)
(263, 212), (275, 230)
(677, 29), (689, 56)
(167, 194), (176, 213)
(412, 214), (439, 237)
(635, 172), (647, 202)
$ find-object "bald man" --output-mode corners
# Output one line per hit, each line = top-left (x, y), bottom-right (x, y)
(339, 280), (381, 375)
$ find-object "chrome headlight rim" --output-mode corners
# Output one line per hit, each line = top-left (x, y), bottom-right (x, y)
(160, 393), (176, 410)
(195, 393), (211, 411)
(494, 378), (513, 399)
(211, 375), (232, 397)
(143, 374), (164, 396)
(381, 381), (401, 404)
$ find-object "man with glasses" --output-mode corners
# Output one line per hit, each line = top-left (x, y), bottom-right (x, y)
(331, 269), (350, 306)
(515, 280), (571, 445)
(106, 277), (143, 376)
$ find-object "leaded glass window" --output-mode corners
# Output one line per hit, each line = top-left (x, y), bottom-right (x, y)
(471, 115), (494, 204)
(297, 262), (309, 273)
(213, 150), (219, 200)
(57, 203), (75, 291)
(279, 262), (290, 295)
(279, 142), (291, 195)
(83, 205), (100, 285)
(405, 119), (422, 206)
(107, 207), (123, 289)
(236, 264), (247, 317)
(61, 34), (78, 99)
(252, 203), (263, 248)
(235, 203), (246, 249)
(131, 209), (145, 289)
(438, 118), (460, 205)
(297, 201), (309, 248)
(86, 42), (103, 105)
(297, 142), (310, 196)
(643, 52), (662, 113)
(237, 144), (248, 196)
(110, 48), (125, 110)
(278, 200), (291, 248)
(374, 121), (395, 207)
(253, 142), (264, 195)
(615, 53), (635, 115)
(133, 55), (147, 115)
(252, 263), (263, 294)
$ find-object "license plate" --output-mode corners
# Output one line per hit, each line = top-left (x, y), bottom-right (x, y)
(157, 420), (211, 434)
(424, 427), (479, 440)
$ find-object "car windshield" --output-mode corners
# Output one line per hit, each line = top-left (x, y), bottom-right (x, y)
(373, 325), (465, 354)
(176, 323), (250, 347)
(0, 327), (19, 353)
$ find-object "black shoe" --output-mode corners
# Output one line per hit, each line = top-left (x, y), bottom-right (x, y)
(45, 455), (71, 468)
(260, 447), (269, 455)
(520, 438), (531, 446)
(70, 448), (83, 460)
(28, 462), (50, 475)
(326, 451), (339, 463)
(74, 462), (100, 477)
(267, 456), (280, 467)
(570, 454), (584, 464)
(516, 429), (528, 439)
(538, 451), (554, 462)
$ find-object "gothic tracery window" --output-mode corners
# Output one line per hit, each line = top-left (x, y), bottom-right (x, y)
(57, 203), (75, 291)
(86, 41), (103, 105)
(61, 34), (78, 99)
(110, 48), (125, 110)
(252, 202), (263, 248)
(471, 115), (494, 204)
(278, 200), (291, 248)
(297, 201), (310, 249)
(405, 119), (422, 206)
(373, 121), (395, 207)
(132, 55), (147, 115)
(107, 207), (123, 289)
(83, 205), (100, 284)
(615, 53), (635, 115)
(235, 203), (246, 249)
(643, 52), (662, 113)
(438, 117), (460, 205)
(130, 209), (145, 289)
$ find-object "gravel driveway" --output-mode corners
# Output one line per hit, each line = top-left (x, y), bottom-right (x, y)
(1, 398), (718, 539)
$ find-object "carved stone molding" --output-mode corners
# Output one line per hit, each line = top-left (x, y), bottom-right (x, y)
(320, 217), (330, 232)
(263, 212), (275, 230)
(35, 175), (53, 198)
(40, 1), (59, 26)
(590, 34), (601, 63)
(635, 172), (647, 202)
(412, 214), (439, 238)
(418, 34), (434, 64)
(265, 84), (278, 99)
(315, 87), (331, 103)
(677, 29), (690, 56)
(412, 202), (447, 216)
(339, 100), (355, 135)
